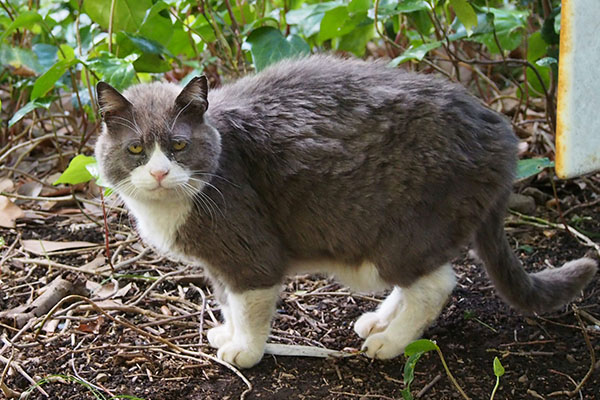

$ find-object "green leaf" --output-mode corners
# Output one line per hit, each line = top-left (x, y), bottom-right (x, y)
(454, 7), (529, 54)
(493, 357), (505, 377)
(32, 43), (59, 70)
(0, 11), (43, 41)
(244, 27), (310, 72)
(403, 351), (423, 389)
(404, 339), (439, 356)
(536, 57), (557, 67)
(394, 0), (430, 13)
(82, 0), (152, 32)
(286, 1), (345, 38)
(31, 59), (78, 100)
(318, 7), (368, 44)
(8, 98), (53, 127)
(516, 158), (554, 180)
(1, 44), (43, 73)
(348, 0), (370, 13)
(449, 0), (478, 36)
(53, 154), (96, 185)
(87, 52), (138, 90)
(121, 32), (173, 57)
(336, 19), (375, 57)
(0, 237), (5, 248)
(389, 41), (442, 66)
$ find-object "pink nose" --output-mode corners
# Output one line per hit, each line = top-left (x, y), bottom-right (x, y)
(150, 169), (169, 183)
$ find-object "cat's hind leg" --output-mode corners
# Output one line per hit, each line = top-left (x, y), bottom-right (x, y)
(362, 263), (455, 359)
(354, 287), (403, 338)
(212, 286), (280, 368)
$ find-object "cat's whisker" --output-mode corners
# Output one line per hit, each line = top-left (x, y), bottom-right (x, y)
(188, 177), (226, 206)
(189, 170), (238, 187)
(191, 183), (225, 220)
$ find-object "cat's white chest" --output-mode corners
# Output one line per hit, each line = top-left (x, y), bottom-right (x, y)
(122, 197), (192, 258)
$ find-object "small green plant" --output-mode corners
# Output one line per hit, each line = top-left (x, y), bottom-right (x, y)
(401, 339), (507, 400)
(24, 374), (146, 400)
(490, 356), (505, 400)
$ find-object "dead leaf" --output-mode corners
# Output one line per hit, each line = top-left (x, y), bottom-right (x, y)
(92, 281), (132, 299)
(76, 316), (104, 334)
(0, 179), (15, 192)
(0, 196), (25, 228)
(21, 239), (98, 255)
(17, 181), (43, 198)
(81, 254), (107, 273)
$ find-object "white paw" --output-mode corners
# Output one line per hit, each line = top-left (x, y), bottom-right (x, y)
(207, 324), (233, 349)
(217, 340), (264, 369)
(362, 332), (405, 359)
(354, 312), (389, 339)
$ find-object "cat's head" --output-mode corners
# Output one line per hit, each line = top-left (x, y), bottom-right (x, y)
(94, 77), (221, 202)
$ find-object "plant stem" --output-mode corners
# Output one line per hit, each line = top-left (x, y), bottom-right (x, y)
(108, 0), (117, 53)
(490, 376), (500, 400)
(435, 348), (471, 400)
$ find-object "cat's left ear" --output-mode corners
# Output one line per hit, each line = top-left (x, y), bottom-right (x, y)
(175, 76), (209, 114)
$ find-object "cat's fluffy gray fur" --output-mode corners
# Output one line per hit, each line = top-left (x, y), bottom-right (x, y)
(95, 55), (597, 368)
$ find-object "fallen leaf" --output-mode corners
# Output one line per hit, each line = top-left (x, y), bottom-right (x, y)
(81, 254), (107, 273)
(0, 196), (25, 228)
(21, 239), (97, 255)
(17, 181), (43, 198)
(0, 178), (14, 192)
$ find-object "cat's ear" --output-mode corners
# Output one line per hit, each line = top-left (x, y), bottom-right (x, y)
(174, 76), (209, 114)
(96, 82), (133, 119)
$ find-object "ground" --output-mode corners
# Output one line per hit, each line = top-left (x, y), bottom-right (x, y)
(1, 176), (599, 400)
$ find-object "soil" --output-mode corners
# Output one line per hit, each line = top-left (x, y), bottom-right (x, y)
(1, 178), (599, 400)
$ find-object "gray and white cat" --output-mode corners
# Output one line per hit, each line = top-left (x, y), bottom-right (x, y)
(95, 55), (597, 368)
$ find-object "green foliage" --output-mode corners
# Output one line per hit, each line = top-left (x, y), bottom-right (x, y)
(490, 357), (505, 399)
(244, 27), (310, 71)
(516, 158), (554, 180)
(53, 154), (97, 185)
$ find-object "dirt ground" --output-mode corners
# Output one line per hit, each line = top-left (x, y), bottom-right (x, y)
(1, 174), (599, 400)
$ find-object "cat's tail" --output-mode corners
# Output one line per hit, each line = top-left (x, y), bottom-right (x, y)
(474, 197), (597, 314)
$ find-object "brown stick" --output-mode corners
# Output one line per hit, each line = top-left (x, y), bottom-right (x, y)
(0, 276), (88, 328)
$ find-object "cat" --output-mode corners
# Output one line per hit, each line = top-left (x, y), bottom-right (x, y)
(94, 55), (597, 368)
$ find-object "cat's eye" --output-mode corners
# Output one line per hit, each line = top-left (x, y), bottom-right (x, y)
(173, 140), (187, 151)
(127, 144), (143, 154)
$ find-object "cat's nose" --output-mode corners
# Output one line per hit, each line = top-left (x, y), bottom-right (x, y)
(150, 169), (169, 183)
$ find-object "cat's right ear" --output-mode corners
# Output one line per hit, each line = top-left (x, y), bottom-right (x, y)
(96, 82), (133, 120)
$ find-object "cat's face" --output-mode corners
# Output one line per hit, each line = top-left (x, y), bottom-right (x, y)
(94, 77), (221, 202)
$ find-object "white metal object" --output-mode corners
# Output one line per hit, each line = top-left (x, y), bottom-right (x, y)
(556, 0), (600, 179)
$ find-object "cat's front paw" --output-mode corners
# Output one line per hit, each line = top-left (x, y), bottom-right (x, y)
(217, 341), (264, 369)
(361, 332), (405, 360)
(207, 324), (233, 349)
(354, 312), (389, 339)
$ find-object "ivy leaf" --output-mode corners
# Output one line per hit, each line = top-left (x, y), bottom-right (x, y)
(516, 158), (554, 180)
(31, 59), (78, 100)
(53, 154), (96, 186)
(87, 52), (139, 90)
(244, 27), (310, 71)
(8, 98), (53, 127)
(536, 57), (557, 67)
(389, 41), (442, 66)
(82, 0), (152, 33)
(0, 11), (43, 41)
(449, 0), (478, 36)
